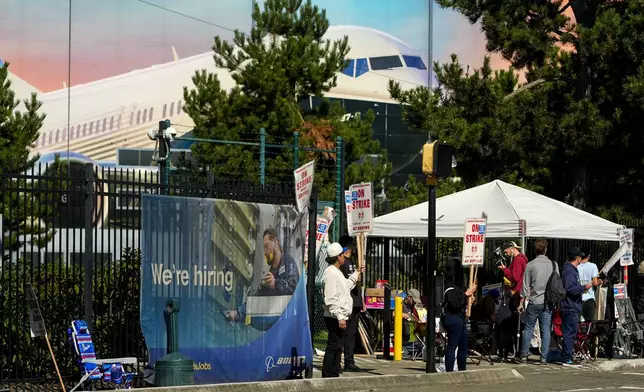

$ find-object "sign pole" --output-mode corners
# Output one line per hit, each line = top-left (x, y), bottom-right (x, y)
(26, 283), (66, 392)
(425, 177), (437, 373)
(45, 333), (67, 392)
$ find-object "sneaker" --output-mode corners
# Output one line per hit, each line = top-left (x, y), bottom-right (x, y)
(512, 355), (527, 364)
(539, 359), (548, 366)
(562, 360), (581, 367)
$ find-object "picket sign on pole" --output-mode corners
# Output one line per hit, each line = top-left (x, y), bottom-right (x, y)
(462, 216), (487, 317)
(26, 283), (67, 392)
(345, 183), (373, 285)
(294, 160), (315, 213)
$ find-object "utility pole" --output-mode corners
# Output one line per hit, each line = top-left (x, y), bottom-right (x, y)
(421, 141), (455, 373)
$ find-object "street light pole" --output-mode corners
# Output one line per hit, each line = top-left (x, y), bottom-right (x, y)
(425, 177), (437, 373)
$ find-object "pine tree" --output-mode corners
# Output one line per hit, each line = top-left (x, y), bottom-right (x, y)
(0, 63), (43, 174)
(392, 0), (644, 213)
(0, 62), (61, 255)
(183, 0), (388, 199)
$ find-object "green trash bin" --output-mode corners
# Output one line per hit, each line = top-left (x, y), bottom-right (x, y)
(154, 299), (195, 387)
(155, 352), (194, 387)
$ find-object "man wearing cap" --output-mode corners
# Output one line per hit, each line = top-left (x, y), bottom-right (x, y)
(322, 242), (360, 378)
(402, 288), (423, 345)
(577, 247), (602, 321)
(561, 247), (593, 366)
(498, 241), (528, 359)
(338, 235), (366, 372)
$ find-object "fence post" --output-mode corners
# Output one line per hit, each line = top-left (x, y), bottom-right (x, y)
(259, 128), (266, 186)
(293, 131), (300, 170)
(206, 171), (215, 198)
(83, 163), (95, 332)
(333, 136), (343, 242)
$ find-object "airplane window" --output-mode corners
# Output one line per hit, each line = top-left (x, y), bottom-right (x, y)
(170, 102), (175, 117)
(403, 55), (427, 70)
(163, 104), (167, 118)
(55, 129), (59, 143)
(40, 134), (46, 146)
(143, 109), (148, 123)
(356, 58), (368, 77)
(110, 117), (114, 130)
(369, 55), (403, 70)
(89, 122), (94, 135)
(70, 126), (75, 139)
(83, 124), (87, 136)
(137, 111), (141, 125)
(102, 118), (107, 132)
(130, 113), (134, 126)
(62, 128), (67, 140)
(342, 59), (355, 77)
(118, 115), (122, 129)
(149, 108), (154, 121)
(48, 132), (53, 145)
(177, 101), (182, 115)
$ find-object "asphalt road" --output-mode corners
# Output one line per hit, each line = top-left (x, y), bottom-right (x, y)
(417, 366), (644, 392)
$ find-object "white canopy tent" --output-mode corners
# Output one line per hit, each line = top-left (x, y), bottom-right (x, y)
(373, 180), (623, 241)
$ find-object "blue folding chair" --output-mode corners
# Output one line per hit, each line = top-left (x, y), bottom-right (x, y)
(68, 320), (137, 391)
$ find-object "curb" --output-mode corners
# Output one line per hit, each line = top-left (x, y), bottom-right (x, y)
(598, 359), (644, 372)
(143, 368), (524, 392)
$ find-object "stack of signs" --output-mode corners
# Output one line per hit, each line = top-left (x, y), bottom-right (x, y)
(344, 183), (373, 236)
(294, 161), (315, 213)
(619, 228), (634, 266)
(462, 218), (487, 266)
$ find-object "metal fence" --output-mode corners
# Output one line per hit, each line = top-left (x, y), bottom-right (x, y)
(0, 164), (296, 390)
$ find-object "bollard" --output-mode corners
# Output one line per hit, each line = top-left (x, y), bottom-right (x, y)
(394, 296), (403, 361)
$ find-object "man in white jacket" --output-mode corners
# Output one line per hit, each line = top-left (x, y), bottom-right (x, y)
(322, 242), (360, 378)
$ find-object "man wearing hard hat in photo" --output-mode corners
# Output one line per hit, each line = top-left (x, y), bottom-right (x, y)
(321, 242), (360, 378)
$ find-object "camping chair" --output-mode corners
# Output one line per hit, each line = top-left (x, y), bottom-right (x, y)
(68, 320), (137, 391)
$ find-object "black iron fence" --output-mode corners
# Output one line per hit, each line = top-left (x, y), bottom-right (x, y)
(0, 164), (296, 390)
(3, 163), (644, 385)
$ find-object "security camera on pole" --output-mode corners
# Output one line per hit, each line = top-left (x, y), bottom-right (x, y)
(148, 119), (177, 193)
(421, 139), (454, 373)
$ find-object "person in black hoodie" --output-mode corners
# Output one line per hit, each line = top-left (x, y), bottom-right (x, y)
(339, 235), (366, 372)
(441, 255), (477, 372)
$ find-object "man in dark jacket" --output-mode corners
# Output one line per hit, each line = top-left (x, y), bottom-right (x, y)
(339, 235), (365, 372)
(561, 247), (593, 366)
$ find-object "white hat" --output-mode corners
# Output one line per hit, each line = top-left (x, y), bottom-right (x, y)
(326, 243), (343, 258)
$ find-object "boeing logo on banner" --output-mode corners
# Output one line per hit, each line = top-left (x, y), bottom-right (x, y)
(265, 356), (277, 373)
(478, 224), (486, 235)
(317, 223), (327, 233)
(351, 191), (358, 201)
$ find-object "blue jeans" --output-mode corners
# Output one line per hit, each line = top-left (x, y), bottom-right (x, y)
(561, 310), (580, 362)
(520, 303), (552, 360)
(442, 313), (467, 372)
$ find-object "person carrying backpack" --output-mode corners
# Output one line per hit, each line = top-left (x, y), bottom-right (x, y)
(515, 239), (556, 365)
(560, 247), (595, 366)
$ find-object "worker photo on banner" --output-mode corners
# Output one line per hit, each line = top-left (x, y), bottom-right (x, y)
(140, 195), (312, 384)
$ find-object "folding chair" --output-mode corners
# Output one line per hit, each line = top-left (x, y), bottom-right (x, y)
(68, 320), (137, 391)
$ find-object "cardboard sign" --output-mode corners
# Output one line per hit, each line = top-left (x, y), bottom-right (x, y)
(620, 228), (634, 266)
(304, 216), (331, 264)
(462, 218), (487, 266)
(345, 183), (373, 235)
(25, 283), (47, 338)
(294, 161), (315, 213)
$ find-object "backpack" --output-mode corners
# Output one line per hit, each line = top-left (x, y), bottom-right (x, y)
(545, 260), (566, 308)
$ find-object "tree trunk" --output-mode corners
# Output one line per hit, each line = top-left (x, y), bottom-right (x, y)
(566, 158), (590, 210)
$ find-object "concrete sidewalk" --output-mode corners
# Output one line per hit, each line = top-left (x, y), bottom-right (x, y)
(141, 355), (644, 392)
(144, 368), (523, 392)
